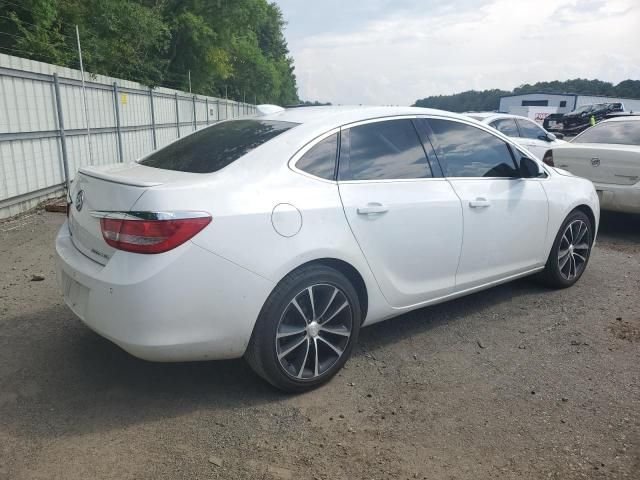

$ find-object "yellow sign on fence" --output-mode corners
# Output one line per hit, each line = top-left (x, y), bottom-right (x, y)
(121, 93), (127, 105)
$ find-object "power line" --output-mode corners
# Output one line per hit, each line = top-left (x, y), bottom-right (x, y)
(1, 1), (100, 41)
(0, 31), (78, 54)
(0, 45), (78, 66)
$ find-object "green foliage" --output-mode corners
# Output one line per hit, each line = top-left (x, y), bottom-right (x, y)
(0, 0), (298, 103)
(299, 100), (333, 106)
(414, 89), (510, 113)
(414, 79), (640, 112)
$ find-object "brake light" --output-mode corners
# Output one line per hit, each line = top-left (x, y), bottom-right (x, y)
(542, 150), (554, 167)
(99, 213), (211, 254)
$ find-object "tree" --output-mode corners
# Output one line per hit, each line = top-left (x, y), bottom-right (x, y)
(414, 79), (640, 112)
(0, 0), (298, 102)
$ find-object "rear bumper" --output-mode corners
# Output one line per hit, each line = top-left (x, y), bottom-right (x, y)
(594, 182), (640, 214)
(56, 220), (274, 361)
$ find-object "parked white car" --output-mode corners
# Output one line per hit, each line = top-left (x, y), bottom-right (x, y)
(542, 116), (640, 214)
(467, 112), (566, 160)
(56, 106), (599, 392)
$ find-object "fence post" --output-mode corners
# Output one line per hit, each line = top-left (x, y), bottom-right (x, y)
(149, 88), (157, 150)
(192, 95), (197, 131)
(112, 82), (124, 162)
(216, 99), (220, 121)
(53, 73), (71, 198)
(175, 93), (180, 138)
(205, 98), (209, 125)
(225, 100), (228, 120)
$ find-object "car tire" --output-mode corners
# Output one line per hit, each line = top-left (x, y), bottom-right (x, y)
(245, 264), (361, 393)
(539, 210), (593, 289)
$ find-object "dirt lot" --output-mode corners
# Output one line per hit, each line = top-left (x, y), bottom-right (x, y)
(1, 210), (639, 480)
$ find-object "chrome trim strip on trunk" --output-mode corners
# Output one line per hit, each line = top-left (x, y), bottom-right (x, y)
(90, 211), (211, 221)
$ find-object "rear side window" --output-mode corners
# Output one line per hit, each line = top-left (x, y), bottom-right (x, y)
(517, 119), (546, 140)
(490, 118), (519, 137)
(338, 119), (432, 181)
(428, 119), (518, 178)
(573, 121), (640, 145)
(140, 120), (297, 173)
(296, 133), (338, 180)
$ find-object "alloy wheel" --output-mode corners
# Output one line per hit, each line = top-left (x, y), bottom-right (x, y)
(557, 219), (590, 281)
(275, 283), (353, 380)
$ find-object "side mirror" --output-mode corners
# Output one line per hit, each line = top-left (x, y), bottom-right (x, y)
(520, 157), (543, 178)
(538, 133), (556, 142)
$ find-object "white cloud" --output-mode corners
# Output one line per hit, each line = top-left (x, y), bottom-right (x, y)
(280, 0), (640, 105)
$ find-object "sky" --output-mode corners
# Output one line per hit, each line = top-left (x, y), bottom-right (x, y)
(273, 0), (640, 105)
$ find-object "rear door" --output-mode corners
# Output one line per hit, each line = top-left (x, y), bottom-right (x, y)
(489, 118), (520, 145)
(338, 118), (463, 308)
(426, 117), (549, 289)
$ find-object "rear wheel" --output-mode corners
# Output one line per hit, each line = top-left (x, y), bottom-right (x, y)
(245, 265), (361, 392)
(539, 210), (593, 288)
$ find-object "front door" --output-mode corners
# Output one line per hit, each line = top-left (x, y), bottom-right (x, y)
(426, 117), (549, 290)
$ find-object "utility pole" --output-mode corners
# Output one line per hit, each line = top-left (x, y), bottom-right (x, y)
(76, 25), (94, 165)
(188, 69), (192, 93)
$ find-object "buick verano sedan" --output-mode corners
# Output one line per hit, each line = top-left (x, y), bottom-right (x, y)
(56, 106), (599, 392)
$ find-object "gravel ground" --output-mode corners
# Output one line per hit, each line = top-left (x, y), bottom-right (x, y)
(0, 210), (638, 480)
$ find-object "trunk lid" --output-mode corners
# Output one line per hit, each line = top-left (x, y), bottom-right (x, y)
(553, 144), (640, 186)
(68, 164), (170, 265)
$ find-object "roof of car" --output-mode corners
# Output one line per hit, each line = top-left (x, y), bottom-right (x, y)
(257, 105), (472, 127)
(601, 115), (640, 123)
(463, 112), (532, 122)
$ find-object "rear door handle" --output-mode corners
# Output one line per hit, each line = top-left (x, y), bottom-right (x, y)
(357, 203), (389, 215)
(469, 198), (491, 209)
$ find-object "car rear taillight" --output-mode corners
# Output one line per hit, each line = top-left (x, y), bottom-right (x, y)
(542, 150), (554, 167)
(98, 212), (211, 254)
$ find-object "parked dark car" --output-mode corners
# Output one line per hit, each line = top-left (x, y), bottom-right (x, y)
(543, 103), (624, 135)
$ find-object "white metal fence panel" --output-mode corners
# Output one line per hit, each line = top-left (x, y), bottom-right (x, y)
(0, 53), (257, 219)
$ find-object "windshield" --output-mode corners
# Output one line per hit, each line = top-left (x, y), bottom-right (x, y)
(573, 121), (640, 145)
(139, 119), (298, 173)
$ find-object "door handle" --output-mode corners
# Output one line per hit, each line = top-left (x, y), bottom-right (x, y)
(357, 203), (389, 215)
(469, 198), (491, 208)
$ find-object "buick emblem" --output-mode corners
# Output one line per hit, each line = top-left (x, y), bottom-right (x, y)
(75, 190), (85, 212)
(591, 157), (600, 167)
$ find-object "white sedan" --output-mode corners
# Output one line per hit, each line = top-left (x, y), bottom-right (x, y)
(56, 106), (599, 392)
(467, 112), (566, 160)
(542, 116), (640, 214)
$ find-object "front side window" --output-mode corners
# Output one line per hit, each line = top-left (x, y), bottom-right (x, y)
(490, 118), (519, 137)
(296, 133), (338, 180)
(140, 120), (297, 173)
(428, 119), (518, 178)
(573, 120), (640, 145)
(517, 119), (546, 140)
(339, 119), (432, 181)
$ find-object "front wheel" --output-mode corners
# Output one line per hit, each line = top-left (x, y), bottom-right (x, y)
(245, 265), (361, 393)
(539, 210), (593, 288)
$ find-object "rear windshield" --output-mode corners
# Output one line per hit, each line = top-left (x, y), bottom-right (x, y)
(573, 120), (640, 145)
(139, 119), (297, 173)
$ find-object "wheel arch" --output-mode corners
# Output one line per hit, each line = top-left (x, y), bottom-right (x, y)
(274, 258), (369, 324)
(572, 204), (597, 245)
